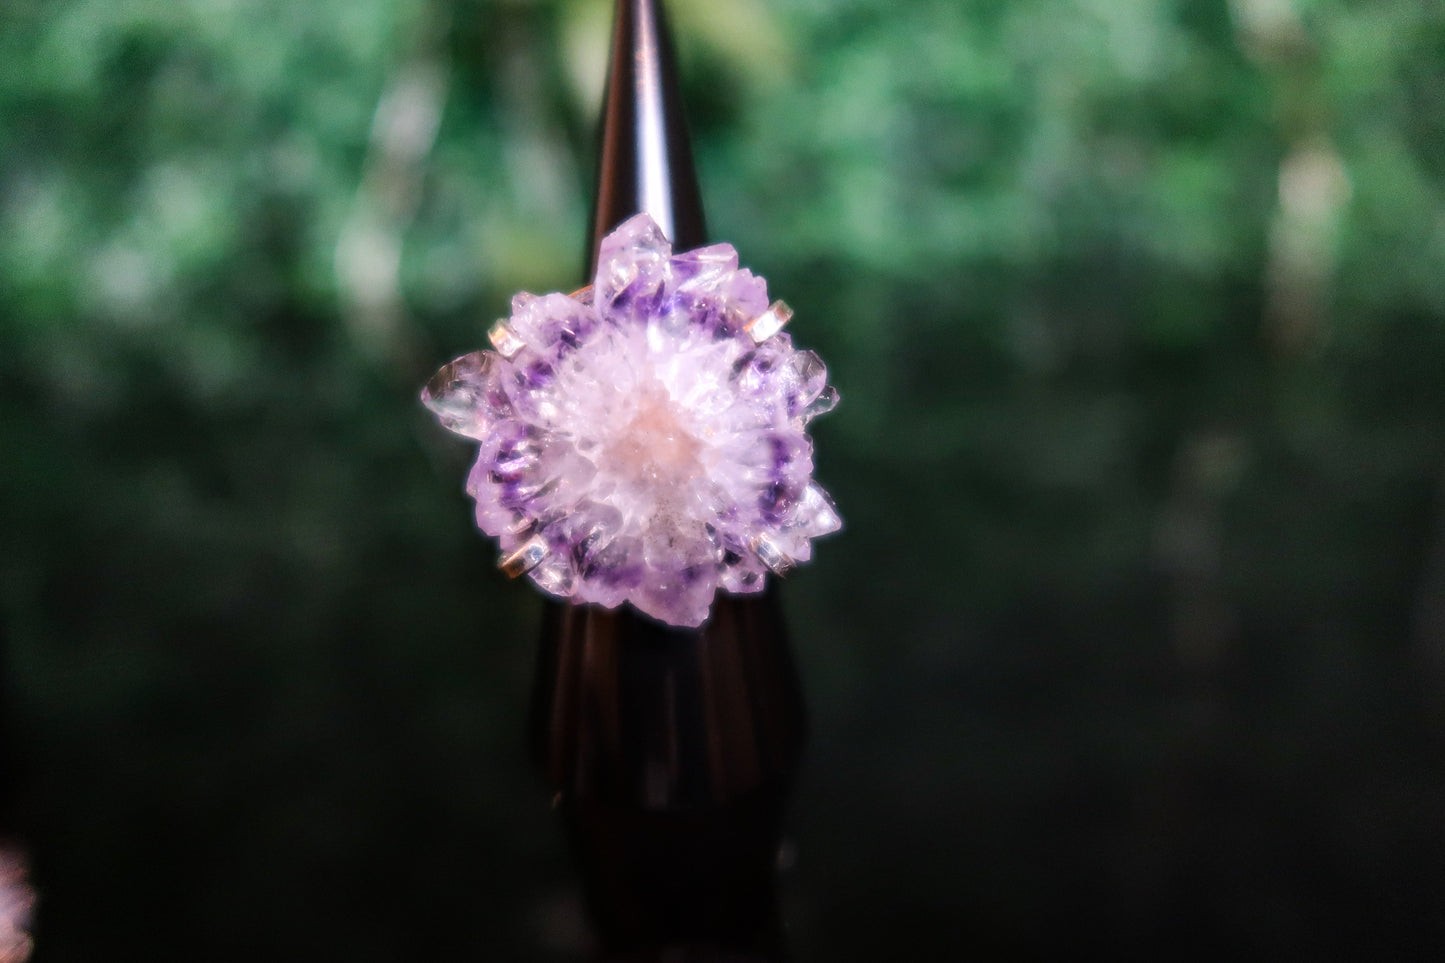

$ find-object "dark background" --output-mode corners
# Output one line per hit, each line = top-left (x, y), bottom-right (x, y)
(3, 0), (1444, 958)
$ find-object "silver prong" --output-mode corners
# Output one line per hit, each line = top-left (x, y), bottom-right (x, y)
(499, 534), (547, 578)
(488, 319), (526, 358)
(750, 533), (793, 575)
(745, 300), (793, 343)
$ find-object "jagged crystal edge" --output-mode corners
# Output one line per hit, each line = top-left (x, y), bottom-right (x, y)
(422, 213), (840, 627)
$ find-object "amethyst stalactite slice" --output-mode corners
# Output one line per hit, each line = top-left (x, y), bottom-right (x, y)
(422, 213), (840, 628)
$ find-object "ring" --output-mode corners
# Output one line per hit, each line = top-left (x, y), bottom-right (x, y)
(422, 214), (840, 627)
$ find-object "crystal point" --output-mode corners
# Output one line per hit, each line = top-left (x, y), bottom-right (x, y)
(422, 352), (509, 440)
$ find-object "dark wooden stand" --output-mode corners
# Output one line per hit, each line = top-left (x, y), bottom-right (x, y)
(530, 4), (805, 959)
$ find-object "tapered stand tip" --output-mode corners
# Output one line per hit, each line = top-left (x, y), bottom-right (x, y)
(589, 0), (707, 271)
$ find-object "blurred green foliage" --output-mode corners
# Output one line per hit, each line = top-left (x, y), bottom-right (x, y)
(2, 0), (1444, 959)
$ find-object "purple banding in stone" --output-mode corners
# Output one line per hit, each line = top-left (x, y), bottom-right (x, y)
(422, 213), (841, 627)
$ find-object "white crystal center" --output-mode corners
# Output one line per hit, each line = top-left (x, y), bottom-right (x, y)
(599, 381), (705, 490)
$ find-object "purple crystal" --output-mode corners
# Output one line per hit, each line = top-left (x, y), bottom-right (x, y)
(422, 214), (841, 627)
(0, 845), (33, 962)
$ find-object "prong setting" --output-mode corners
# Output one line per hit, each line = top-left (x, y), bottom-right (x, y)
(488, 319), (526, 358)
(745, 300), (793, 343)
(499, 534), (548, 578)
(750, 533), (794, 575)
